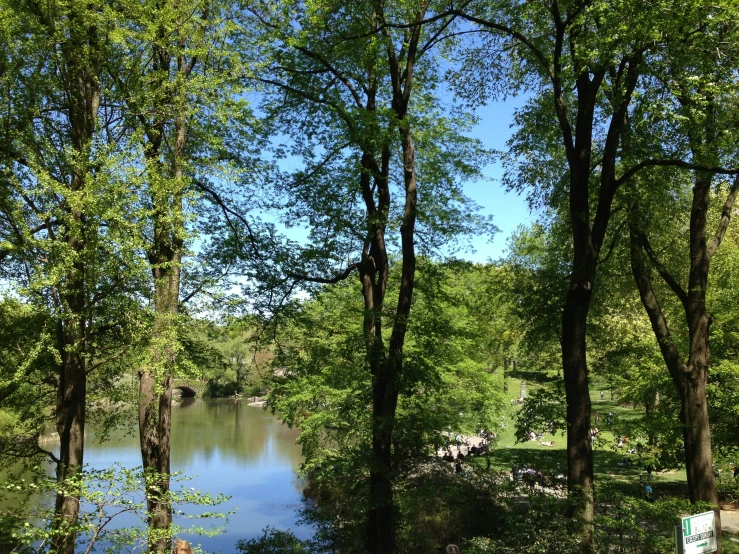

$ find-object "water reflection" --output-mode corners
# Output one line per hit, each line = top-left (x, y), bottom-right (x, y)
(83, 399), (311, 552)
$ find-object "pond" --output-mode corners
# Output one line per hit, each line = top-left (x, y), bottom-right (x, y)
(76, 398), (312, 552)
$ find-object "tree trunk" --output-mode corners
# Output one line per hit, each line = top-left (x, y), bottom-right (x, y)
(360, 145), (393, 552)
(48, 8), (100, 536)
(52, 348), (86, 554)
(137, 37), (188, 547)
(368, 362), (399, 554)
(679, 372), (718, 500)
(629, 220), (723, 552)
(678, 366), (722, 552)
(138, 344), (174, 553)
(139, 192), (183, 552)
(683, 300), (722, 549)
(368, 120), (418, 554)
(561, 283), (595, 552)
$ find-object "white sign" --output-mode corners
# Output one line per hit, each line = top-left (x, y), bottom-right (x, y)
(678, 511), (717, 554)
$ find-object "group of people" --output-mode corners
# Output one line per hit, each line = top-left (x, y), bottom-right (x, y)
(440, 430), (494, 474)
(525, 430), (543, 441)
(614, 436), (630, 449)
(477, 427), (496, 441)
(444, 432), (489, 455)
(511, 464), (553, 493)
(713, 463), (739, 481)
(442, 450), (468, 474)
(589, 427), (600, 444)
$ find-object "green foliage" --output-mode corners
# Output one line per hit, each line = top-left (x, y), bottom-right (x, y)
(267, 260), (513, 550)
(236, 527), (313, 554)
(514, 381), (567, 442)
(2, 465), (229, 553)
(2, 0), (739, 549)
(595, 480), (714, 554)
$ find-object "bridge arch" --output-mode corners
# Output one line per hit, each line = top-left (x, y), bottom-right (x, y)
(174, 385), (197, 398)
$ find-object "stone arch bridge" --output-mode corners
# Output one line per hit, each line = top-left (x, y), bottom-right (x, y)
(172, 378), (207, 398)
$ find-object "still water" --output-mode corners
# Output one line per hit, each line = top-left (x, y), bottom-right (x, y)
(81, 398), (312, 552)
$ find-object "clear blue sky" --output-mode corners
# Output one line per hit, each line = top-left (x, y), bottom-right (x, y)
(459, 96), (535, 263)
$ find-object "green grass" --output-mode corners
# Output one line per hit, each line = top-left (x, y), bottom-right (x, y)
(463, 376), (739, 551)
(724, 532), (739, 554)
(471, 376), (692, 492)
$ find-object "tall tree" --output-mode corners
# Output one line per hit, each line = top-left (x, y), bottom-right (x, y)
(623, 11), (739, 545)
(107, 1), (262, 549)
(453, 2), (658, 546)
(0, 2), (138, 551)
(249, 1), (491, 550)
(270, 260), (506, 553)
(453, 1), (739, 547)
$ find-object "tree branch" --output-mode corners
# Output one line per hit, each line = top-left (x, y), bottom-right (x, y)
(287, 262), (360, 285)
(616, 159), (739, 187)
(707, 174), (739, 260)
(597, 219), (626, 266)
(635, 229), (689, 307)
(294, 46), (368, 109)
(191, 180), (262, 259)
(258, 77), (354, 130)
(453, 10), (552, 79)
(37, 443), (60, 464)
(180, 263), (232, 305)
(629, 224), (687, 382)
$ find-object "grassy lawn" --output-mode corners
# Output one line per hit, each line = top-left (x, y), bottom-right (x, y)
(721, 533), (739, 554)
(470, 376), (692, 495)
(460, 374), (739, 551)
(726, 534), (739, 554)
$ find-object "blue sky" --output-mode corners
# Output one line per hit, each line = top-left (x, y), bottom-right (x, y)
(265, 93), (536, 265)
(458, 96), (535, 263)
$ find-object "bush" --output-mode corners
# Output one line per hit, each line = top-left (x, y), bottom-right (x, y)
(236, 527), (312, 554)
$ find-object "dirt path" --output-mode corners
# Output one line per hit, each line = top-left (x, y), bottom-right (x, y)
(722, 509), (739, 534)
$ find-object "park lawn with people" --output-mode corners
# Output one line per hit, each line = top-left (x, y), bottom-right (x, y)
(4, 0), (739, 552)
(458, 375), (739, 550)
(469, 377), (700, 492)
